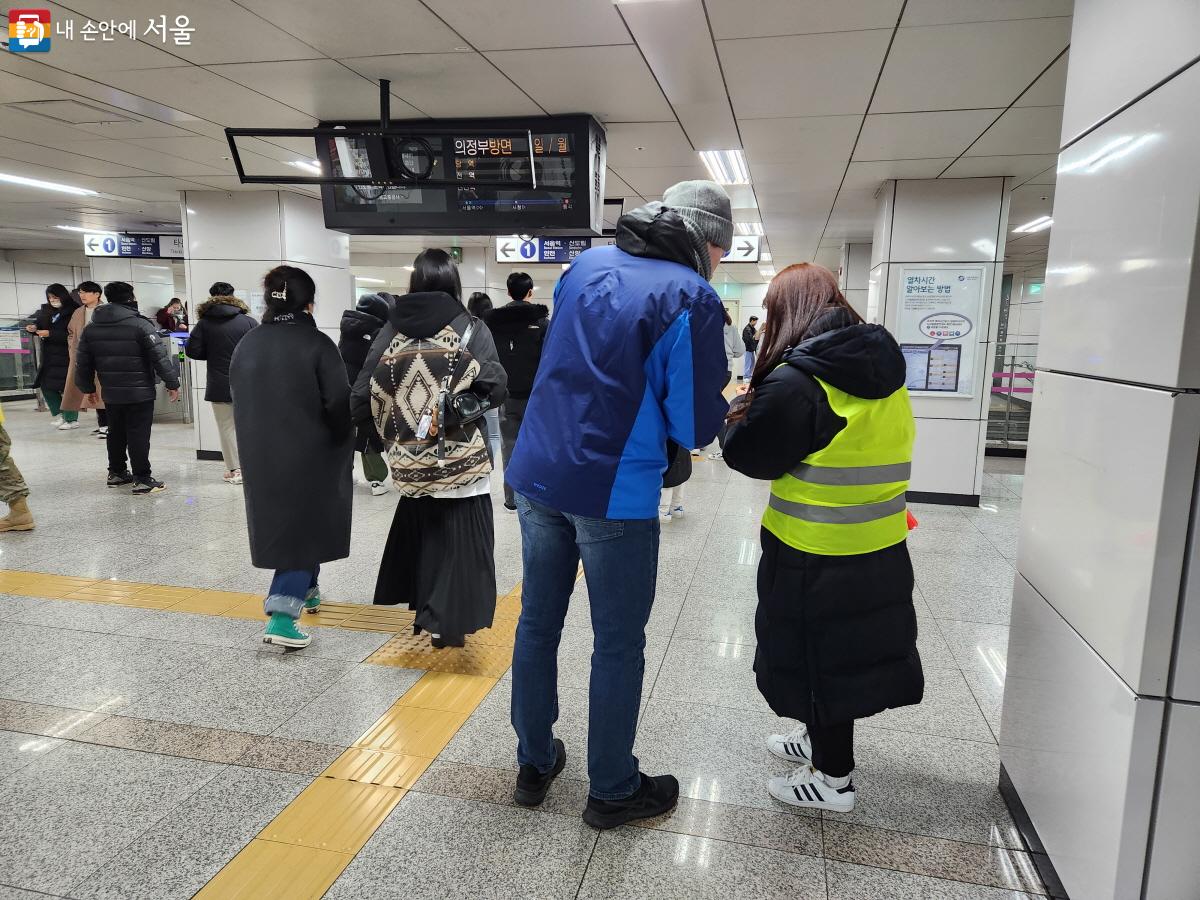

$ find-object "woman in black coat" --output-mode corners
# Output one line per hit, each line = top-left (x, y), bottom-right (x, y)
(338, 293), (391, 494)
(230, 266), (354, 650)
(722, 263), (922, 814)
(29, 284), (79, 430)
(186, 282), (257, 484)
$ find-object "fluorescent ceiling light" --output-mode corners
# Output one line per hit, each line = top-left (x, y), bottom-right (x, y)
(735, 222), (764, 236)
(57, 224), (115, 234)
(1012, 216), (1052, 234)
(288, 159), (322, 175)
(0, 172), (97, 196)
(354, 276), (385, 283)
(698, 149), (750, 185)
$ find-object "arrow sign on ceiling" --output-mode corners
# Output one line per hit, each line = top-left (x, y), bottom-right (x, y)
(722, 234), (761, 263)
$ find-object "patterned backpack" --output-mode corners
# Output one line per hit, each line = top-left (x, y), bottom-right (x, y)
(368, 320), (492, 497)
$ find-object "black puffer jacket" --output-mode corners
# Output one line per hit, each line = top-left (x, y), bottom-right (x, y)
(722, 313), (923, 726)
(75, 302), (180, 405)
(32, 302), (77, 393)
(485, 301), (548, 399)
(338, 308), (388, 384)
(185, 297), (257, 403)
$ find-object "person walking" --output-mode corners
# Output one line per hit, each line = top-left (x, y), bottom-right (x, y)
(185, 282), (257, 485)
(485, 272), (548, 511)
(351, 249), (507, 649)
(504, 180), (731, 827)
(467, 292), (503, 470)
(229, 266), (354, 650)
(338, 292), (392, 496)
(0, 402), (34, 531)
(74, 282), (179, 494)
(740, 315), (760, 381)
(29, 284), (80, 430)
(61, 281), (107, 439)
(721, 263), (923, 813)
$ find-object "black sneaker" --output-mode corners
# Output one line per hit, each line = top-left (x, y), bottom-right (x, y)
(582, 773), (679, 830)
(106, 472), (134, 488)
(132, 477), (166, 495)
(514, 738), (566, 807)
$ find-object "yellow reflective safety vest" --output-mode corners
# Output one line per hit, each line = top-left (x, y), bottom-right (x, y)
(763, 378), (915, 556)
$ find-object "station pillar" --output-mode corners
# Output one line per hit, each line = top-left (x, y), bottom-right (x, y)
(179, 191), (351, 461)
(869, 177), (1010, 505)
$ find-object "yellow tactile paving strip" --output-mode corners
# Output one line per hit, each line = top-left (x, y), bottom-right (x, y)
(0, 566), (576, 897)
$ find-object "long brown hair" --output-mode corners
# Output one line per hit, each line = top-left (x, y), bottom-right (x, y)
(728, 263), (863, 421)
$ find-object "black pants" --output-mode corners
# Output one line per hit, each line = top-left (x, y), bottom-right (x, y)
(106, 400), (155, 479)
(499, 397), (527, 506)
(808, 720), (855, 777)
(96, 408), (108, 427)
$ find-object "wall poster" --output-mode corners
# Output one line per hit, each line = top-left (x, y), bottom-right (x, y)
(896, 265), (986, 399)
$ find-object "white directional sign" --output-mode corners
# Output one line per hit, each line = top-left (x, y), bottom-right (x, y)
(83, 233), (184, 259)
(83, 233), (120, 256)
(722, 235), (760, 263)
(495, 236), (612, 264)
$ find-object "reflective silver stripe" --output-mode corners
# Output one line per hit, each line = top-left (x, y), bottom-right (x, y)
(768, 493), (907, 524)
(790, 461), (912, 486)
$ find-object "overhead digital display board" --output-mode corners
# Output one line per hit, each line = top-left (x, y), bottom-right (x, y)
(314, 115), (606, 236)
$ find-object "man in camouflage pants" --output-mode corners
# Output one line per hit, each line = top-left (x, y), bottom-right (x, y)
(0, 407), (34, 531)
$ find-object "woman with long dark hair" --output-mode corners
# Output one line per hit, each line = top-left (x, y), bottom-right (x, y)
(721, 263), (922, 813)
(29, 284), (80, 430)
(351, 249), (507, 648)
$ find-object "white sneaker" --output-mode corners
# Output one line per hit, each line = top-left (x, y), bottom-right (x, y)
(671, 505), (684, 519)
(95, 427), (108, 439)
(57, 421), (80, 431)
(223, 469), (243, 485)
(766, 724), (812, 764)
(659, 507), (672, 523)
(768, 766), (856, 812)
(707, 450), (724, 460)
(48, 416), (62, 428)
(369, 480), (389, 496)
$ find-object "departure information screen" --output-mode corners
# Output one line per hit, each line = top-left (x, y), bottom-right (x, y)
(902, 343), (962, 393)
(318, 115), (604, 236)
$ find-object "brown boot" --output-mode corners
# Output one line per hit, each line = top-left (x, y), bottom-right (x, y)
(0, 497), (34, 532)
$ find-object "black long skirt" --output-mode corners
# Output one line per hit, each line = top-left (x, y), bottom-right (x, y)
(373, 493), (497, 638)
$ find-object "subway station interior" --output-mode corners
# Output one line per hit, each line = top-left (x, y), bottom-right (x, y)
(0, 1), (1194, 898)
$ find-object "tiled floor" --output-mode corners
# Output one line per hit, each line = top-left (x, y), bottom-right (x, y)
(0, 402), (1041, 898)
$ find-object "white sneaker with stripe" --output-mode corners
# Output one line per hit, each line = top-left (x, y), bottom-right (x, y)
(766, 724), (812, 764)
(768, 765), (856, 812)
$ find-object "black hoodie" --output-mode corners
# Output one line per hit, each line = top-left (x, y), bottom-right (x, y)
(722, 318), (907, 482)
(485, 301), (548, 399)
(75, 302), (180, 405)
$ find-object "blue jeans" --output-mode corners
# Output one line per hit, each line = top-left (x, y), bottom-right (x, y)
(743, 350), (755, 379)
(264, 565), (320, 619)
(511, 494), (659, 800)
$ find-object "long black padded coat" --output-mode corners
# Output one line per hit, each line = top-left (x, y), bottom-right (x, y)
(32, 301), (77, 393)
(722, 313), (924, 726)
(229, 313), (354, 571)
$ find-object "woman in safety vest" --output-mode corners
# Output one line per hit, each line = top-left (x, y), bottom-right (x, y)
(722, 263), (923, 812)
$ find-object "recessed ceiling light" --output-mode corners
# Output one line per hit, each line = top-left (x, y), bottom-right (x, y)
(1012, 216), (1052, 233)
(0, 172), (97, 196)
(735, 222), (764, 236)
(698, 149), (750, 185)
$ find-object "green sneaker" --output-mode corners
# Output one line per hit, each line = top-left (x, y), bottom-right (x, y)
(303, 586), (321, 614)
(263, 613), (310, 648)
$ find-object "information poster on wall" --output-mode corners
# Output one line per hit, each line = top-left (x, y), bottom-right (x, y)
(896, 266), (986, 398)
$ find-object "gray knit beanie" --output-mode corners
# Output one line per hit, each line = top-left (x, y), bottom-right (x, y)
(663, 180), (735, 253)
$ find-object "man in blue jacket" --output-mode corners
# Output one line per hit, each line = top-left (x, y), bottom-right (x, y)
(506, 181), (732, 828)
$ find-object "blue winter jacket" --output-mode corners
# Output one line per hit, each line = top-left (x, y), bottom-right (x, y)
(506, 205), (730, 519)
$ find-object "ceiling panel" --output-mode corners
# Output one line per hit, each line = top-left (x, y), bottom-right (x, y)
(902, 0), (1074, 26)
(753, 161), (846, 196)
(57, 0), (324, 65)
(1020, 165), (1058, 186)
(206, 60), (423, 121)
(342, 53), (542, 118)
(739, 115), (861, 174)
(967, 105), (1064, 157)
(707, 0), (902, 39)
(870, 18), (1072, 113)
(423, 0), (630, 50)
(842, 158), (955, 191)
(70, 118), (200, 140)
(486, 46), (672, 122)
(720, 30), (893, 118)
(1016, 54), (1069, 108)
(235, 0), (465, 58)
(101, 67), (319, 128)
(616, 164), (709, 197)
(0, 73), (73, 104)
(941, 153), (1058, 178)
(854, 109), (1000, 160)
(605, 169), (637, 200)
(0, 138), (152, 179)
(601, 122), (696, 168)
